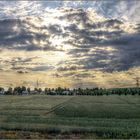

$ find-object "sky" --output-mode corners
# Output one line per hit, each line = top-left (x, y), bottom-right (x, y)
(0, 0), (140, 88)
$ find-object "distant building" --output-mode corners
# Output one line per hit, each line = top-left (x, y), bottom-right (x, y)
(22, 90), (29, 95)
(30, 90), (38, 95)
(62, 90), (71, 95)
(51, 91), (57, 95)
(40, 91), (45, 95)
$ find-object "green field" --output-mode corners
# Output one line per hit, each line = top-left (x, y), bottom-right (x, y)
(0, 95), (140, 139)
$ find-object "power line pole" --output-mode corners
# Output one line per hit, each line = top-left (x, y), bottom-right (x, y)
(136, 78), (139, 88)
(36, 79), (39, 88)
(133, 77), (140, 88)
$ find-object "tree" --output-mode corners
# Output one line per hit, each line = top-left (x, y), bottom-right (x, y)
(21, 86), (26, 92)
(27, 87), (30, 93)
(7, 87), (13, 95)
(38, 88), (42, 93)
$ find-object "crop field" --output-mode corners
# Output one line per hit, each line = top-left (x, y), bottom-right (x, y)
(0, 95), (140, 139)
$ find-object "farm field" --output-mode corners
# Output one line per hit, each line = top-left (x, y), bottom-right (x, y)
(0, 95), (140, 139)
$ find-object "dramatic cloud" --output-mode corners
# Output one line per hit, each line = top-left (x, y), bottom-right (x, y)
(0, 8), (139, 72)
(62, 1), (140, 23)
(0, 1), (139, 88)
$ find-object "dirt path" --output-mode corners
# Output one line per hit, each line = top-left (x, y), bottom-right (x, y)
(44, 96), (76, 116)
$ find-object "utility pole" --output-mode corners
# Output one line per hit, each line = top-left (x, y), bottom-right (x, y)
(36, 79), (39, 88)
(136, 78), (139, 88)
(133, 77), (140, 88)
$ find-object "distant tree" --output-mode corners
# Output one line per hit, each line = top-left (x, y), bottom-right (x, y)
(14, 87), (22, 95)
(34, 88), (38, 92)
(38, 88), (42, 93)
(44, 88), (48, 94)
(0, 87), (4, 92)
(21, 86), (26, 92)
(7, 87), (13, 95)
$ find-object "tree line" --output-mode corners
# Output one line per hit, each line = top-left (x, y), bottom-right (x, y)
(0, 86), (140, 96)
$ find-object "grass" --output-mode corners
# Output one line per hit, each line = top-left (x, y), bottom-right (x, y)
(54, 96), (140, 118)
(0, 95), (140, 139)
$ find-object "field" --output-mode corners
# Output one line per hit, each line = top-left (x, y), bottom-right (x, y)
(0, 95), (140, 139)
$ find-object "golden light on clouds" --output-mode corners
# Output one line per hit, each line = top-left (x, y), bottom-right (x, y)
(0, 1), (140, 88)
(0, 66), (139, 89)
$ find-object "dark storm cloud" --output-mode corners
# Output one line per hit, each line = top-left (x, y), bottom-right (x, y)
(0, 56), (39, 72)
(57, 9), (140, 72)
(60, 8), (89, 23)
(74, 73), (91, 78)
(83, 19), (123, 32)
(9, 58), (54, 72)
(66, 33), (140, 71)
(105, 33), (140, 71)
(10, 57), (37, 64)
(107, 32), (140, 46)
(0, 12), (125, 51)
(48, 24), (63, 34)
(0, 8), (140, 73)
(67, 48), (90, 57)
(62, 14), (125, 49)
(17, 70), (28, 74)
(12, 44), (56, 51)
(0, 19), (60, 51)
(57, 65), (83, 71)
(60, 49), (116, 72)
(29, 65), (54, 71)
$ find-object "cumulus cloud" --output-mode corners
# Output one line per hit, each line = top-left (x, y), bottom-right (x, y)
(92, 1), (140, 23)
(0, 1), (140, 88)
(62, 1), (140, 23)
(0, 7), (139, 73)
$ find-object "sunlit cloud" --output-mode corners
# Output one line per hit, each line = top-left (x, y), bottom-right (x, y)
(0, 1), (139, 88)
